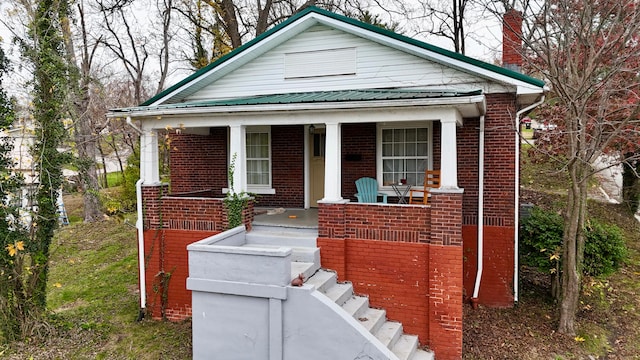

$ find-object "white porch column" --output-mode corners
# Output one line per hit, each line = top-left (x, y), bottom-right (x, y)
(440, 117), (460, 189)
(140, 130), (160, 184)
(322, 121), (343, 202)
(229, 124), (247, 194)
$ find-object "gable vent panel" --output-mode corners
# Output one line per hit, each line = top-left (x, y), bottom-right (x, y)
(285, 48), (356, 79)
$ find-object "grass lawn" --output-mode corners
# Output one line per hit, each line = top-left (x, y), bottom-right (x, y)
(2, 208), (191, 359)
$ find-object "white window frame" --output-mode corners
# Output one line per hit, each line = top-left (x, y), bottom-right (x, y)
(376, 122), (433, 193)
(245, 125), (274, 194)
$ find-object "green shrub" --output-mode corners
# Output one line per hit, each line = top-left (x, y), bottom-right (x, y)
(520, 207), (564, 274)
(520, 207), (627, 277)
(583, 220), (627, 276)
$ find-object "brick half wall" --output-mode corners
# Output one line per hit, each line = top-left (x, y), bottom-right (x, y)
(143, 229), (217, 320)
(141, 184), (255, 320)
(318, 191), (463, 360)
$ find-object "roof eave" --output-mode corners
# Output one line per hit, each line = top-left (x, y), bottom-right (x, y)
(108, 94), (487, 120)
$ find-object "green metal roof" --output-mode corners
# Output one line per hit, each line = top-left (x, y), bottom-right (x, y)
(141, 7), (544, 107)
(119, 89), (483, 113)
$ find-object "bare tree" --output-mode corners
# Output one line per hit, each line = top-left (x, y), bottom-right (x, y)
(418, 0), (470, 54)
(60, 0), (105, 222)
(486, 0), (640, 335)
(174, 0), (349, 69)
(95, 0), (172, 101)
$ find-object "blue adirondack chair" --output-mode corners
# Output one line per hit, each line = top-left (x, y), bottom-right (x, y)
(354, 177), (388, 203)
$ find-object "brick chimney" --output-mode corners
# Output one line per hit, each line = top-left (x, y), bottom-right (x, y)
(503, 9), (523, 72)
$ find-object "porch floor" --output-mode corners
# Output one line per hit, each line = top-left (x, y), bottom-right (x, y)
(253, 208), (318, 229)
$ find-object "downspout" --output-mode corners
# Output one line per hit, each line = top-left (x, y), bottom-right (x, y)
(513, 95), (545, 304)
(126, 116), (147, 320)
(471, 115), (485, 308)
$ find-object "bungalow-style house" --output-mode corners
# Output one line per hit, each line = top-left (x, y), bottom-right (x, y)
(109, 7), (545, 360)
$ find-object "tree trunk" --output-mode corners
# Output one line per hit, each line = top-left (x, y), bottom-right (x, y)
(558, 161), (588, 335)
(76, 112), (104, 222)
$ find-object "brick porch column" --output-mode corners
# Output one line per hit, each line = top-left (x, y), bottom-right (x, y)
(428, 189), (464, 360)
(316, 202), (347, 278)
(142, 184), (169, 229)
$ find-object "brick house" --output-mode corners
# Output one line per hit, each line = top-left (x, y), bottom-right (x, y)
(110, 7), (545, 360)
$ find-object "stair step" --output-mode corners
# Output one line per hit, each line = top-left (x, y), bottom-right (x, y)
(242, 243), (320, 264)
(291, 262), (319, 281)
(324, 282), (353, 306)
(341, 295), (369, 318)
(391, 334), (419, 360)
(246, 226), (318, 247)
(304, 269), (336, 293)
(375, 321), (403, 349)
(411, 349), (435, 360)
(357, 307), (386, 334)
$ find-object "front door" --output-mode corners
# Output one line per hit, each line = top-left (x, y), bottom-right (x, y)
(309, 129), (325, 207)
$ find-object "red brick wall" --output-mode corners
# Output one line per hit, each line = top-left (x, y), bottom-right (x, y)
(458, 117), (480, 223)
(169, 128), (228, 194)
(259, 125), (305, 208)
(503, 9), (523, 68)
(483, 94), (517, 226)
(169, 126), (306, 208)
(318, 193), (463, 360)
(143, 229), (217, 320)
(342, 123), (376, 201)
(462, 225), (515, 307)
(332, 238), (429, 341)
(458, 93), (518, 307)
(141, 184), (255, 320)
(429, 245), (463, 360)
(159, 196), (226, 231)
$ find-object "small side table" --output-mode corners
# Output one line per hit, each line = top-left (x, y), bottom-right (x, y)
(391, 184), (411, 204)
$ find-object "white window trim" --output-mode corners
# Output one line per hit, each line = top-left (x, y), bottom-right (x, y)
(223, 187), (276, 195)
(245, 125), (273, 191)
(376, 122), (434, 195)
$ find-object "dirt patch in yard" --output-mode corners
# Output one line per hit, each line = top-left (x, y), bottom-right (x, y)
(464, 189), (640, 359)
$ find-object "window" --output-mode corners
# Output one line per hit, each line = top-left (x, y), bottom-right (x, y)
(246, 128), (271, 187)
(284, 48), (356, 79)
(379, 125), (431, 187)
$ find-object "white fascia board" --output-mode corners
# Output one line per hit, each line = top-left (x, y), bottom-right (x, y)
(314, 15), (544, 93)
(124, 94), (485, 120)
(148, 18), (320, 106)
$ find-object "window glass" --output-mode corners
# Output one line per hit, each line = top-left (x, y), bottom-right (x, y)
(381, 127), (430, 186)
(246, 130), (270, 186)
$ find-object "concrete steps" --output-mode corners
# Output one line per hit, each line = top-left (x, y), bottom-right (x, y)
(306, 269), (435, 360)
(246, 224), (434, 360)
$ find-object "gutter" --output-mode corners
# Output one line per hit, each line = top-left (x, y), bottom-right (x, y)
(513, 95), (545, 304)
(471, 115), (485, 307)
(126, 116), (147, 320)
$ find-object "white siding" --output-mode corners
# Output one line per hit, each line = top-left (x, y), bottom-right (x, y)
(185, 25), (505, 101)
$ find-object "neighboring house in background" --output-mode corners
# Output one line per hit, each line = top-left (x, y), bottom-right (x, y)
(2, 122), (70, 226)
(2, 124), (37, 224)
(110, 7), (546, 360)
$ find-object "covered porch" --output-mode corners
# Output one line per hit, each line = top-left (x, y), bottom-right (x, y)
(134, 90), (484, 211)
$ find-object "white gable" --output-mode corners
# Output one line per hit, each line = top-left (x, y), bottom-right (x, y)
(184, 25), (506, 102)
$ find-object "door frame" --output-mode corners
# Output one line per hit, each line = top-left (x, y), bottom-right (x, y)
(304, 124), (326, 208)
